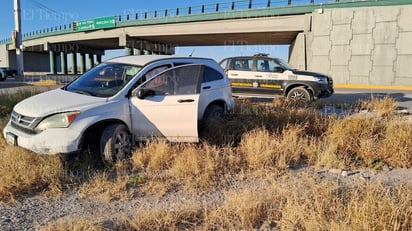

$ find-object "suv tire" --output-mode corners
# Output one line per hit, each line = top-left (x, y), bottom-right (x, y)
(287, 87), (312, 102)
(203, 105), (224, 124)
(100, 124), (132, 164)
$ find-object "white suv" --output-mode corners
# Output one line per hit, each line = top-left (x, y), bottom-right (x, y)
(3, 55), (234, 163)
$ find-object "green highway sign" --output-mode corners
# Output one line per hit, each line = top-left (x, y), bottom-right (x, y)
(75, 16), (115, 32)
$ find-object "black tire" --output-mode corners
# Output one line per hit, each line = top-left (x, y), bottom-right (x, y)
(286, 87), (313, 102)
(203, 104), (224, 124)
(100, 124), (132, 165)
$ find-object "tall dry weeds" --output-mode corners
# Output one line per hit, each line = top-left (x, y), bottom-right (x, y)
(121, 173), (411, 231)
(326, 114), (412, 168)
(238, 126), (308, 170)
(354, 95), (397, 115)
(0, 139), (66, 201)
(1, 92), (411, 230)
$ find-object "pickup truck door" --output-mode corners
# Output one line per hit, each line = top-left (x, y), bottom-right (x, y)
(227, 58), (256, 94)
(129, 64), (202, 142)
(254, 58), (284, 94)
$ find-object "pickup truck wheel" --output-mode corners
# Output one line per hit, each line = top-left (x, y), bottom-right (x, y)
(287, 87), (312, 102)
(100, 124), (132, 164)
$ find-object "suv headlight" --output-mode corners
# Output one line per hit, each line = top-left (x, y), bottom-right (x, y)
(314, 76), (328, 84)
(35, 111), (80, 132)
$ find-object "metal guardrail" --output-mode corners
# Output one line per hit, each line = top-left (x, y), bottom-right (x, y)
(1, 0), (411, 45)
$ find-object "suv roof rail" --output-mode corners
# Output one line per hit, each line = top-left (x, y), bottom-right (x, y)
(253, 53), (269, 57)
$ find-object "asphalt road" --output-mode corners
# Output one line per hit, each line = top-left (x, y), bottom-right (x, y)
(319, 88), (412, 112)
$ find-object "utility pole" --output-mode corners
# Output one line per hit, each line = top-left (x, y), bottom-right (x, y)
(14, 0), (24, 78)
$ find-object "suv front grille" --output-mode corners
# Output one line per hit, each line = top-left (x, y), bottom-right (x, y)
(10, 111), (42, 134)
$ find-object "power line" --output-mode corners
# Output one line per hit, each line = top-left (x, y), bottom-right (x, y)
(25, 0), (66, 20)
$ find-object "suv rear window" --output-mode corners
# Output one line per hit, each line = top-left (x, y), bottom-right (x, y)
(203, 66), (223, 82)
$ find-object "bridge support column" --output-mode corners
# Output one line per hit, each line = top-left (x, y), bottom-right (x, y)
(61, 52), (68, 74)
(71, 52), (77, 74)
(87, 54), (94, 69)
(125, 47), (133, 56)
(49, 51), (57, 74)
(80, 53), (86, 74)
(96, 55), (102, 64)
(289, 32), (307, 70)
(124, 47), (134, 55)
(135, 49), (143, 55)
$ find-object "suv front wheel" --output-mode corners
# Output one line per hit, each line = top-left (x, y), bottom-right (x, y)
(287, 87), (313, 102)
(203, 105), (224, 124)
(100, 124), (132, 164)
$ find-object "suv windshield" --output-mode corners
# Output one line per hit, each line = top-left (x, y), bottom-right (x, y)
(65, 62), (142, 97)
(275, 58), (296, 70)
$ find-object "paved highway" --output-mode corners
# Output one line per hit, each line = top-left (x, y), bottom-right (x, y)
(320, 88), (412, 113)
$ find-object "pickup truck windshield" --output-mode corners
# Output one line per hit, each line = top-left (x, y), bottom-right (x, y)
(275, 58), (296, 71)
(65, 62), (142, 97)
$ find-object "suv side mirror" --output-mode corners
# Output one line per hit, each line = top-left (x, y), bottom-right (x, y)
(274, 67), (284, 73)
(137, 89), (146, 99)
(136, 88), (155, 99)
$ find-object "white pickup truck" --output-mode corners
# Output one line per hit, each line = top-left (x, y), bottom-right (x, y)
(3, 55), (235, 164)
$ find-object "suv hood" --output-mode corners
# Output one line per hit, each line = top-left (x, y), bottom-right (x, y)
(14, 88), (107, 117)
(291, 70), (326, 77)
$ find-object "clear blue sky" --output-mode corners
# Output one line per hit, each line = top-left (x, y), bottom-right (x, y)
(0, 0), (329, 62)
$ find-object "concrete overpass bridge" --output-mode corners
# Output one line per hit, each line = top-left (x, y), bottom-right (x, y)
(1, 0), (412, 87)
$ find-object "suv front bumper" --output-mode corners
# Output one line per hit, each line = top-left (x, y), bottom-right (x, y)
(3, 121), (82, 155)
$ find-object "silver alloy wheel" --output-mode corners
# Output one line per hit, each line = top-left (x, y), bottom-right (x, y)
(100, 124), (132, 164)
(287, 87), (312, 102)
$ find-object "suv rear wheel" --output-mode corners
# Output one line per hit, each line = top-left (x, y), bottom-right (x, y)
(287, 87), (312, 102)
(100, 124), (132, 164)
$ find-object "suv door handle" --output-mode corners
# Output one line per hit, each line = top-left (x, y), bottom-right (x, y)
(255, 75), (263, 77)
(202, 86), (211, 90)
(230, 73), (238, 76)
(178, 99), (195, 103)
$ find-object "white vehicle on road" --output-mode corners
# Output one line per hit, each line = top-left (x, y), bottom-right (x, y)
(3, 55), (235, 164)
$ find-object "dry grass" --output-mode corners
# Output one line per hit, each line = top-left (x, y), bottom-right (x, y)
(0, 89), (38, 118)
(39, 219), (106, 231)
(1, 92), (411, 230)
(40, 173), (412, 231)
(125, 206), (203, 230)
(0, 137), (66, 201)
(130, 140), (243, 194)
(238, 125), (308, 170)
(123, 174), (411, 231)
(326, 114), (412, 168)
(354, 95), (398, 115)
(77, 173), (136, 202)
(27, 80), (59, 87)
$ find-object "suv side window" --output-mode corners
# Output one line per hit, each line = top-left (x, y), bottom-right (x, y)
(233, 58), (253, 71)
(131, 65), (171, 91)
(142, 64), (202, 95)
(203, 66), (223, 83)
(257, 58), (280, 72)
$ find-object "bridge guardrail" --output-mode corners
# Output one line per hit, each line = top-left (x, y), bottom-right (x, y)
(1, 0), (411, 45)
